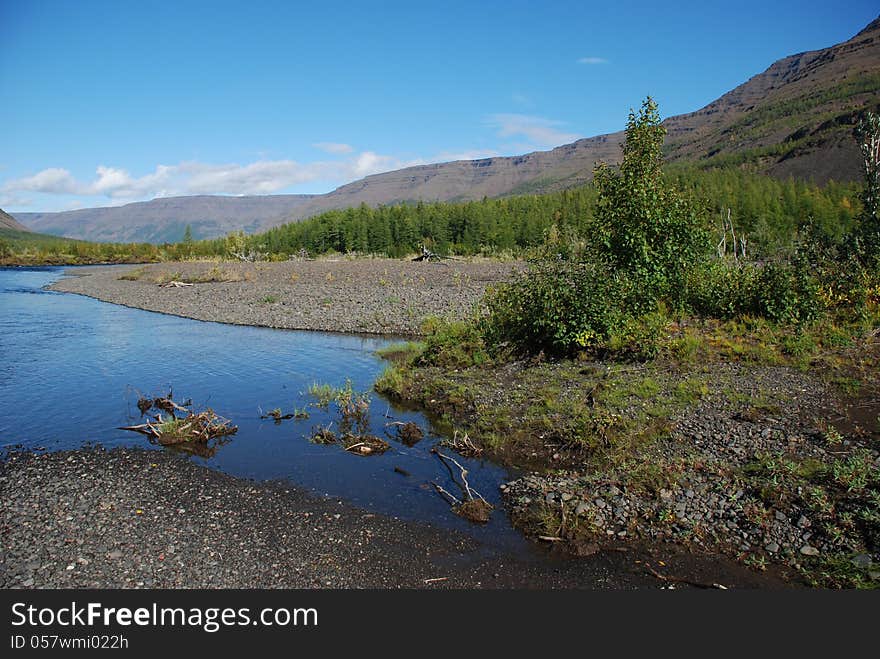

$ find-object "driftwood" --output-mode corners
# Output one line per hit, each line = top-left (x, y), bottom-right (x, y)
(411, 245), (460, 263)
(431, 447), (493, 523)
(159, 280), (194, 288)
(309, 423), (390, 456)
(120, 391), (237, 447)
(343, 434), (390, 455)
(644, 564), (729, 590)
(439, 430), (482, 457)
(230, 250), (266, 262)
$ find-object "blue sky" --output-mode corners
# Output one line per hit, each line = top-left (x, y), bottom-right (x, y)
(1, 0), (877, 212)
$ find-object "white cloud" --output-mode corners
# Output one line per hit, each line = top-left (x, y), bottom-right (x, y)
(6, 167), (80, 194)
(433, 149), (499, 162)
(351, 151), (400, 178)
(313, 142), (354, 154)
(577, 56), (608, 65)
(0, 151), (425, 205)
(486, 114), (581, 148)
(1, 142), (503, 211)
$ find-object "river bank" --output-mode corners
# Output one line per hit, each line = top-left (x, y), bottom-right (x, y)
(49, 259), (519, 335)
(377, 328), (880, 587)
(0, 448), (789, 589)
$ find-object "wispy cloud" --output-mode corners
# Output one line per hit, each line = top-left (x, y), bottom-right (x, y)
(486, 114), (581, 148)
(312, 142), (354, 154)
(577, 56), (608, 65)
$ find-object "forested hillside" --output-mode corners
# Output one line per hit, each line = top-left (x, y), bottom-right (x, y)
(201, 167), (862, 259)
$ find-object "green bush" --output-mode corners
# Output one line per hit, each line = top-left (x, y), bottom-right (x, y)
(686, 254), (824, 325)
(605, 311), (669, 360)
(482, 259), (631, 357)
(418, 318), (490, 368)
(752, 257), (823, 324)
(686, 261), (758, 319)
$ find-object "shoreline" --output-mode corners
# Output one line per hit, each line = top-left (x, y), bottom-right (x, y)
(0, 447), (791, 589)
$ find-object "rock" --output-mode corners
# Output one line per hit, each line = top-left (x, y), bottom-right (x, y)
(851, 554), (872, 568)
(606, 486), (621, 497)
(765, 542), (780, 553)
(797, 515), (810, 528)
(561, 493), (573, 502)
(544, 493), (557, 504)
(594, 498), (606, 509)
(659, 488), (673, 501)
(574, 502), (590, 517)
(774, 510), (787, 522)
(800, 545), (820, 557)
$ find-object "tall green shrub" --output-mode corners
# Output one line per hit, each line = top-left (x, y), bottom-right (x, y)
(593, 97), (710, 311)
(483, 97), (709, 357)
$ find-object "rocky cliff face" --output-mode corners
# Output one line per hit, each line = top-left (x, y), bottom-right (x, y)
(14, 16), (880, 243)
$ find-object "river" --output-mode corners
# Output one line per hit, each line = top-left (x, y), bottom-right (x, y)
(0, 266), (528, 551)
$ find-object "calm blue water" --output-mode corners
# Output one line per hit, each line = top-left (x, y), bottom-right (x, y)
(0, 266), (527, 550)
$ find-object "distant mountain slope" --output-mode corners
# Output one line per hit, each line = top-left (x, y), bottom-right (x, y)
(12, 16), (880, 243)
(293, 133), (623, 216)
(663, 15), (880, 182)
(0, 207), (30, 232)
(16, 194), (316, 243)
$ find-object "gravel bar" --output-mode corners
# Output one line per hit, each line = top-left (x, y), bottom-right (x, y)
(49, 260), (520, 335)
(0, 448), (790, 589)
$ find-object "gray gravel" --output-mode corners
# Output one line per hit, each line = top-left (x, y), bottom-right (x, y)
(0, 448), (790, 589)
(50, 259), (519, 335)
